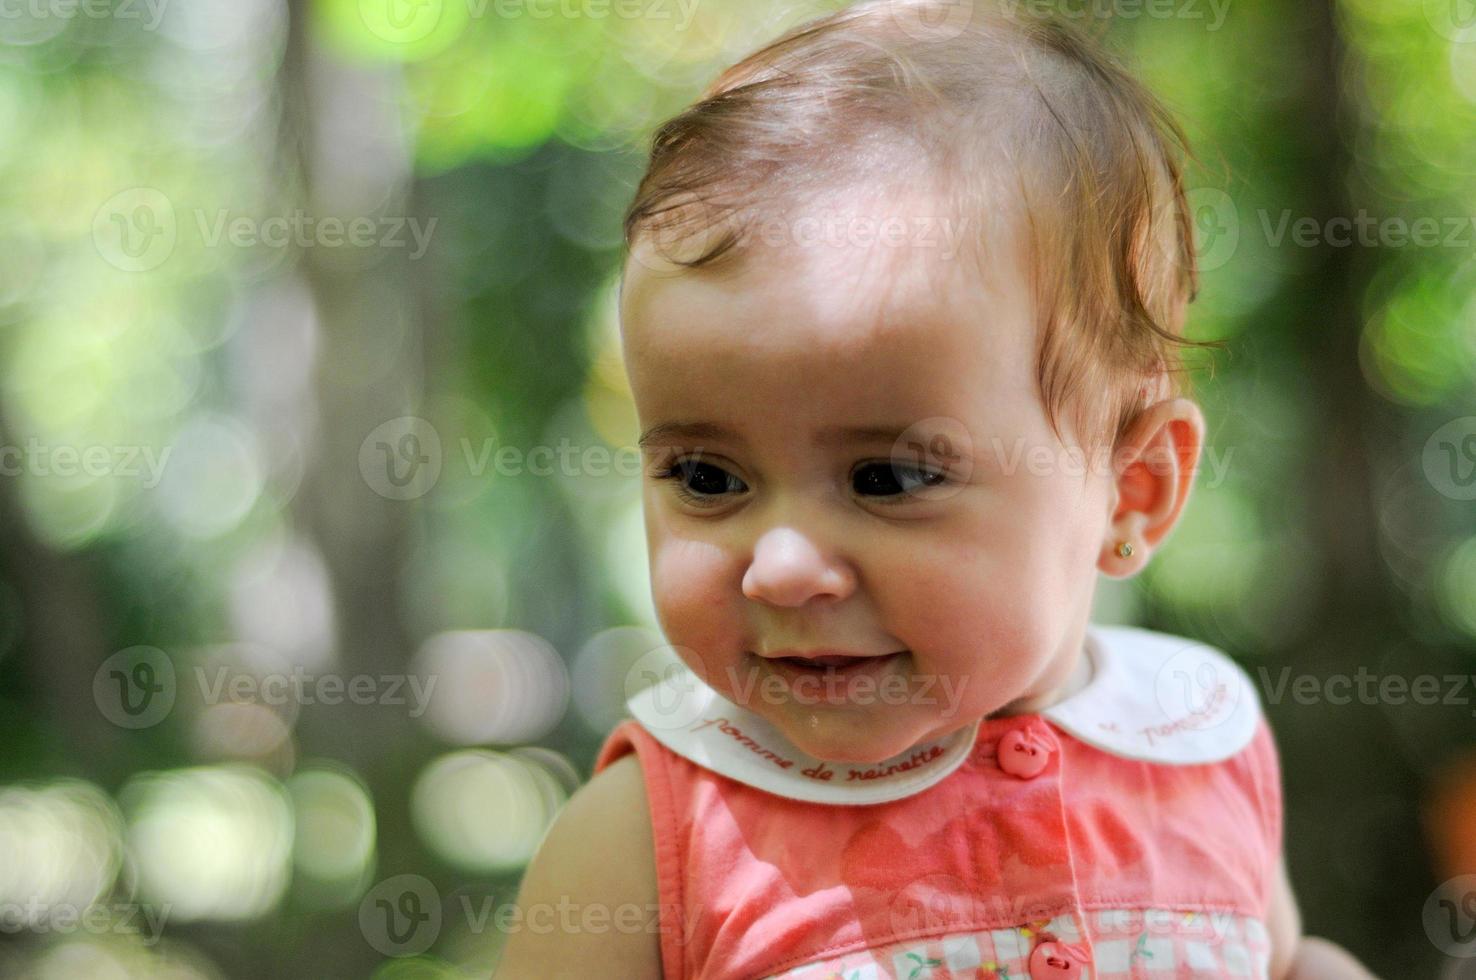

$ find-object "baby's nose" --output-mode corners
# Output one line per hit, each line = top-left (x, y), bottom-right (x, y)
(740, 526), (857, 607)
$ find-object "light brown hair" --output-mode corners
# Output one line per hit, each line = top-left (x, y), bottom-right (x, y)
(621, 0), (1226, 455)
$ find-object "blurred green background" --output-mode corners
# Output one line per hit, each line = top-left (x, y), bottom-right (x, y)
(0, 0), (1472, 976)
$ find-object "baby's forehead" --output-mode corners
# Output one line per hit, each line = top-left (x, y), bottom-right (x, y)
(626, 187), (1026, 326)
(620, 221), (1043, 432)
(627, 247), (946, 357)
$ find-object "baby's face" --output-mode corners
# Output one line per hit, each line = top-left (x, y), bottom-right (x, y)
(619, 207), (1114, 764)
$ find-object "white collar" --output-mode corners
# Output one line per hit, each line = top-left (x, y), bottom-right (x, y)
(622, 623), (1264, 806)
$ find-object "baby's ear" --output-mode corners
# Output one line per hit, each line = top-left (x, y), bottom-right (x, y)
(1097, 397), (1206, 578)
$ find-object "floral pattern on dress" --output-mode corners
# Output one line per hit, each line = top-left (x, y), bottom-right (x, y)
(762, 907), (1271, 980)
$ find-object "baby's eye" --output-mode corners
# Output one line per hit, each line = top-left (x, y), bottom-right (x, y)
(852, 461), (947, 500)
(656, 458), (748, 506)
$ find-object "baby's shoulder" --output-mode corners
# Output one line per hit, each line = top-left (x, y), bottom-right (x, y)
(493, 753), (662, 978)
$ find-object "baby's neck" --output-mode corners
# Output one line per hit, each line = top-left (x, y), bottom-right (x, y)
(985, 639), (1094, 721)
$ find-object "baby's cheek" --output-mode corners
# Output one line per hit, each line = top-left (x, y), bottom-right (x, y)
(887, 556), (1048, 671)
(649, 538), (741, 650)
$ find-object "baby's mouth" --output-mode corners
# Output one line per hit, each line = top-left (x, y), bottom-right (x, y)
(786, 654), (861, 668)
(762, 651), (907, 674)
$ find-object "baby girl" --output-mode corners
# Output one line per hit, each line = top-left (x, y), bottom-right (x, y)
(497, 1), (1378, 977)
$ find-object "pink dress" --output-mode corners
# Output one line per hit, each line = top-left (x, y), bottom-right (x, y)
(593, 623), (1283, 980)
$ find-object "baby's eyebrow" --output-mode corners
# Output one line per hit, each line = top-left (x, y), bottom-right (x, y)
(638, 421), (739, 449)
(637, 421), (918, 449)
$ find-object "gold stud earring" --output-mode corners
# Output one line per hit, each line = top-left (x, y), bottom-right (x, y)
(1115, 541), (1134, 558)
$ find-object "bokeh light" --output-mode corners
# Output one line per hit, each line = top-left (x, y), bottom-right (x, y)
(410, 749), (566, 874)
(0, 779), (124, 928)
(286, 765), (376, 909)
(412, 629), (570, 745)
(121, 766), (293, 923)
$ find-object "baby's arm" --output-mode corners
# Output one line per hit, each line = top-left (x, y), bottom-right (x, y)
(492, 754), (663, 979)
(1267, 852), (1380, 979)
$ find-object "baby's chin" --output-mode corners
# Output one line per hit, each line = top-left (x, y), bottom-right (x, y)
(766, 707), (937, 766)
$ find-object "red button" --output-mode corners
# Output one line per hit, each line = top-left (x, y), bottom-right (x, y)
(1028, 938), (1089, 978)
(997, 727), (1052, 779)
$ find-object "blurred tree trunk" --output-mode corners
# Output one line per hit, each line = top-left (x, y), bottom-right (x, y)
(0, 419), (113, 770)
(280, 0), (429, 877)
(1283, 1), (1411, 975)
